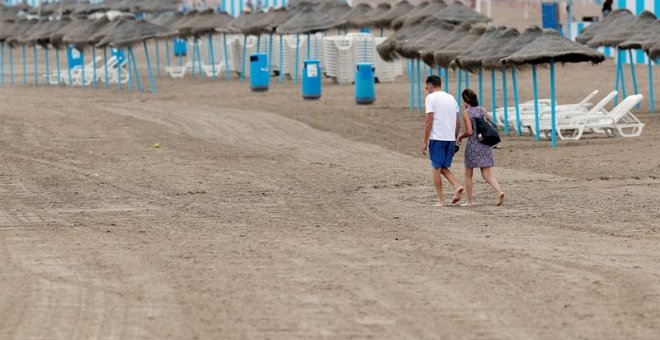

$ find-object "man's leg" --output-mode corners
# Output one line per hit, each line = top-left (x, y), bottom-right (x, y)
(432, 168), (444, 206)
(440, 168), (464, 204)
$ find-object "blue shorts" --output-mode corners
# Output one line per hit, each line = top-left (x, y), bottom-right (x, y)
(428, 140), (456, 169)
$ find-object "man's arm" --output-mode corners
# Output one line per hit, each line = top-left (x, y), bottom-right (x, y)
(422, 113), (433, 155)
(455, 111), (461, 140)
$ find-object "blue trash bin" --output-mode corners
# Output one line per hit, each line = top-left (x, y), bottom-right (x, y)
(302, 59), (321, 100)
(67, 46), (83, 69)
(355, 63), (376, 105)
(250, 53), (269, 91)
(111, 48), (126, 65)
(542, 2), (560, 31)
(173, 38), (187, 57)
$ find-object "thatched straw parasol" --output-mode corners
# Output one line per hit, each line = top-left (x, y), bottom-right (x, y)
(189, 11), (236, 36)
(454, 26), (514, 72)
(136, 0), (182, 13)
(418, 22), (473, 65)
(502, 30), (605, 66)
(276, 4), (343, 34)
(648, 43), (660, 60)
(72, 1), (111, 16)
(47, 17), (79, 49)
(432, 1), (491, 24)
(369, 0), (414, 29)
(63, 16), (112, 50)
(482, 25), (542, 70)
(397, 18), (457, 59)
(11, 2), (31, 12)
(618, 19), (660, 50)
(240, 8), (288, 35)
(575, 9), (629, 45)
(587, 10), (656, 48)
(0, 6), (19, 21)
(288, 0), (344, 8)
(336, 3), (372, 29)
(1, 19), (36, 47)
(352, 3), (391, 28)
(392, 0), (447, 31)
(377, 17), (433, 61)
(97, 18), (171, 48)
(19, 18), (68, 47)
(390, 1), (429, 31)
(430, 24), (486, 68)
(11, 19), (48, 46)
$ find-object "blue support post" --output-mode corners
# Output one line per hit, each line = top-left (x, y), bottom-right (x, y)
(103, 47), (109, 89)
(44, 46), (49, 86)
(306, 33), (310, 59)
(81, 50), (85, 88)
(409, 59), (414, 111)
(22, 45), (26, 85)
(33, 45), (38, 85)
(9, 46), (14, 85)
(155, 40), (160, 77)
(478, 69), (483, 104)
(278, 34), (283, 84)
(195, 39), (203, 79)
(191, 39), (197, 79)
(502, 69), (509, 135)
(165, 40), (171, 77)
(241, 35), (247, 82)
(465, 70), (469, 88)
(491, 70), (497, 127)
(417, 59), (422, 112)
(130, 48), (143, 92)
(294, 34), (300, 84)
(619, 51), (627, 99)
(614, 51), (621, 105)
(92, 47), (97, 89)
(224, 33), (231, 82)
(208, 35), (216, 80)
(649, 58), (655, 113)
(117, 48), (122, 91)
(533, 65), (540, 141)
(628, 49), (638, 108)
(550, 61), (557, 149)
(126, 48), (133, 92)
(268, 32), (273, 74)
(1, 42), (4, 84)
(457, 69), (463, 107)
(55, 48), (61, 85)
(445, 67), (449, 93)
(143, 41), (156, 94)
(512, 68), (521, 136)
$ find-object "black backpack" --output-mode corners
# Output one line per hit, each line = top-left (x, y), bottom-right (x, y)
(474, 108), (501, 147)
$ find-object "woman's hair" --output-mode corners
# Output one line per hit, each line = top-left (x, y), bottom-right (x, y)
(461, 88), (479, 107)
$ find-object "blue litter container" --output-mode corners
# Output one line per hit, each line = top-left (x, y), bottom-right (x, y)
(542, 2), (560, 31)
(111, 48), (126, 65)
(250, 53), (269, 91)
(302, 59), (321, 100)
(173, 38), (187, 57)
(355, 63), (376, 105)
(67, 46), (83, 69)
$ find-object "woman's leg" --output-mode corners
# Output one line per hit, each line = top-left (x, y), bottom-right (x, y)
(463, 167), (474, 206)
(481, 167), (505, 205)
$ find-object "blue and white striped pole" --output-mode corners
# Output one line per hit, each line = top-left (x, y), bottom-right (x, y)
(81, 50), (85, 88)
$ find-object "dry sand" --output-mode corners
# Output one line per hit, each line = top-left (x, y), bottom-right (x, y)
(1, 6), (660, 339)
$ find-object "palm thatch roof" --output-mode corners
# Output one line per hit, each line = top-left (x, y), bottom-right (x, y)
(240, 8), (289, 35)
(136, 0), (182, 13)
(454, 26), (517, 72)
(323, 2), (352, 22)
(377, 17), (431, 61)
(47, 17), (78, 49)
(482, 25), (542, 70)
(430, 24), (486, 68)
(337, 3), (372, 29)
(648, 43), (660, 60)
(352, 3), (391, 28)
(392, 0), (447, 31)
(19, 18), (67, 47)
(587, 10), (656, 48)
(63, 16), (112, 50)
(575, 9), (629, 45)
(618, 19), (660, 50)
(418, 22), (471, 66)
(190, 11), (236, 36)
(370, 0), (414, 29)
(397, 19), (457, 59)
(288, 0), (345, 8)
(432, 1), (491, 24)
(390, 1), (429, 31)
(0, 6), (19, 21)
(276, 4), (343, 34)
(97, 18), (172, 48)
(11, 19), (47, 46)
(502, 30), (605, 66)
(1, 20), (35, 47)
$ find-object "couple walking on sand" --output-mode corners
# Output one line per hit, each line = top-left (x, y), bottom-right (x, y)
(421, 75), (505, 207)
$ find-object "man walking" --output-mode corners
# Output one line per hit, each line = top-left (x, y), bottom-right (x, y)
(421, 75), (464, 206)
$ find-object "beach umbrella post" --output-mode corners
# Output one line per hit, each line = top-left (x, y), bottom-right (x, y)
(614, 51), (621, 105)
(532, 65), (540, 140)
(224, 33), (231, 82)
(294, 34), (300, 84)
(627, 50), (638, 108)
(92, 47), (97, 89)
(208, 35), (216, 80)
(649, 58), (654, 113)
(103, 47), (109, 89)
(444, 67), (449, 93)
(501, 69), (509, 135)
(195, 39), (203, 79)
(478, 69), (483, 104)
(1, 42), (4, 84)
(278, 34), (283, 84)
(117, 49), (123, 91)
(268, 32), (273, 75)
(165, 40), (171, 77)
(9, 45), (14, 85)
(55, 48), (61, 85)
(457, 68), (463, 107)
(490, 70), (497, 127)
(44, 47), (49, 86)
(241, 35), (247, 82)
(33, 45), (38, 85)
(130, 47), (143, 93)
(126, 48), (133, 92)
(22, 44), (26, 85)
(143, 40), (156, 94)
(191, 38), (197, 79)
(81, 50), (85, 88)
(511, 68), (521, 136)
(549, 60), (557, 149)
(408, 59), (414, 111)
(306, 33), (310, 59)
(416, 58), (422, 112)
(618, 51), (627, 100)
(155, 40), (160, 77)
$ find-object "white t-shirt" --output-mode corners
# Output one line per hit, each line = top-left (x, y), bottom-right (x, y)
(425, 90), (459, 141)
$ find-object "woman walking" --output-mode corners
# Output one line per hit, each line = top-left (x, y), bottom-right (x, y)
(456, 89), (505, 206)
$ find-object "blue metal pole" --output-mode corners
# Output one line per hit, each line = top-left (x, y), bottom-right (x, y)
(409, 59), (414, 111)
(417, 59), (422, 112)
(294, 34), (300, 84)
(143, 41), (156, 94)
(81, 50), (85, 88)
(9, 46), (14, 85)
(478, 69), (483, 104)
(191, 38), (197, 79)
(614, 51), (621, 105)
(117, 48), (122, 91)
(491, 70), (497, 127)
(550, 61), (557, 149)
(241, 35), (247, 82)
(130, 48), (143, 92)
(103, 47), (109, 89)
(444, 67), (449, 93)
(268, 32), (273, 74)
(44, 46), (49, 86)
(533, 65), (540, 141)
(126, 48), (133, 92)
(278, 34), (283, 84)
(257, 34), (261, 53)
(195, 39), (203, 79)
(649, 58), (655, 113)
(208, 35), (216, 80)
(0, 42), (4, 84)
(628, 49), (638, 108)
(306, 32), (310, 59)
(502, 69), (509, 135)
(92, 47), (97, 89)
(512, 68), (521, 136)
(22, 45), (26, 85)
(457, 68), (463, 107)
(56, 48), (61, 85)
(33, 45), (38, 85)
(224, 33), (231, 82)
(165, 40), (171, 76)
(619, 51), (627, 99)
(155, 40), (160, 77)
(465, 70), (469, 88)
